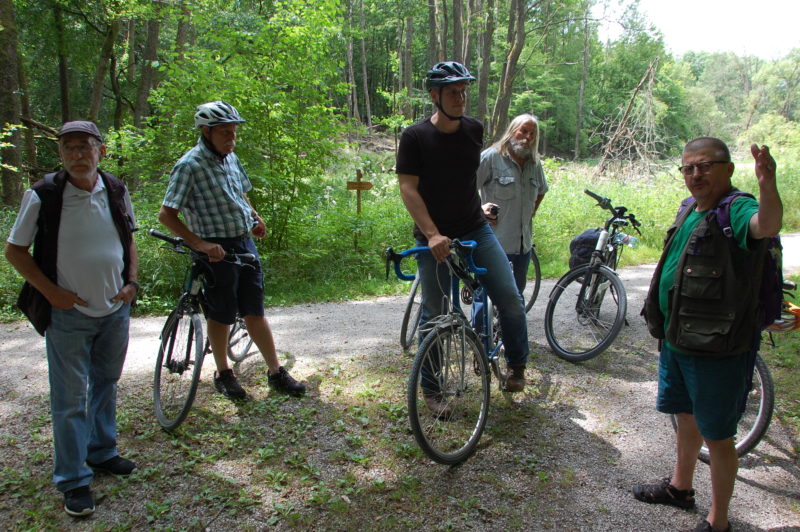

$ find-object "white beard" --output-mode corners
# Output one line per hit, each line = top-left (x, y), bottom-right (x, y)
(509, 139), (532, 160)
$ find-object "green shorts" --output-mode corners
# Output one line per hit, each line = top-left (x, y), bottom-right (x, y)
(656, 343), (753, 441)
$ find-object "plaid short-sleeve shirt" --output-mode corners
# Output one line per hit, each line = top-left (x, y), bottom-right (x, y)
(163, 138), (256, 238)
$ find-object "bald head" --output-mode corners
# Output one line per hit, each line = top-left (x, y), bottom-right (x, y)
(683, 137), (730, 161)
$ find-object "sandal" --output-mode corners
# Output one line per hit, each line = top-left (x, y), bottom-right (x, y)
(632, 477), (695, 509)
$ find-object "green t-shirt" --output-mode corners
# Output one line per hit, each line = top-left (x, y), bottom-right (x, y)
(658, 196), (759, 348)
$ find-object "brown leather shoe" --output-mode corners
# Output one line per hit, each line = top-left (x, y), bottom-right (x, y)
(504, 366), (525, 392)
(423, 394), (453, 419)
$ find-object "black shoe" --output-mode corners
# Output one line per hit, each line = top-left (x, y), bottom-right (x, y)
(64, 486), (95, 517)
(214, 369), (247, 399)
(268, 366), (306, 395)
(87, 455), (136, 476)
(632, 477), (696, 509)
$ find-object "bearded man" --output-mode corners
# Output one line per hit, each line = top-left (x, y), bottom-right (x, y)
(477, 113), (548, 298)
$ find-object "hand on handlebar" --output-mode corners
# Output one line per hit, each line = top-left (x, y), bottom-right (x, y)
(195, 240), (226, 262)
(428, 234), (452, 263)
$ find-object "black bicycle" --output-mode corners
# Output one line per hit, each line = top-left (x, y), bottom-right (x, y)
(544, 189), (641, 361)
(150, 229), (256, 431)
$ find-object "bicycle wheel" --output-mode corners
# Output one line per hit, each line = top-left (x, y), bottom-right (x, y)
(544, 264), (627, 362)
(523, 248), (542, 313)
(153, 307), (205, 431)
(227, 317), (254, 362)
(400, 276), (422, 352)
(670, 354), (774, 463)
(484, 297), (509, 391)
(408, 324), (491, 465)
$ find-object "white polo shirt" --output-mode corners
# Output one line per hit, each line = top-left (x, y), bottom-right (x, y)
(7, 177), (136, 317)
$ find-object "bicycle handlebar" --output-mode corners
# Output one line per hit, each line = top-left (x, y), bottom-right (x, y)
(149, 229), (256, 265)
(583, 189), (642, 234)
(384, 239), (487, 281)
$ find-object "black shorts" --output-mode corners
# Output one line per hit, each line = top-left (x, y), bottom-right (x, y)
(200, 237), (264, 325)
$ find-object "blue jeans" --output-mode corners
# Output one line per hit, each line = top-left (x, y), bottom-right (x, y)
(507, 250), (532, 296)
(417, 224), (529, 369)
(46, 304), (130, 492)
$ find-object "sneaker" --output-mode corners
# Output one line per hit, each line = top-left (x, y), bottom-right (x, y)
(504, 366), (525, 392)
(214, 369), (247, 399)
(64, 486), (95, 517)
(267, 366), (306, 395)
(632, 477), (696, 509)
(87, 455), (136, 476)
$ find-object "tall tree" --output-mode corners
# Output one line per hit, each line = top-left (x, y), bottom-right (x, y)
(452, 0), (463, 62)
(89, 19), (121, 122)
(475, 0), (494, 127)
(134, 2), (162, 128)
(358, 0), (372, 129)
(0, 0), (22, 204)
(53, 3), (71, 123)
(574, 4), (590, 160)
(489, 0), (525, 140)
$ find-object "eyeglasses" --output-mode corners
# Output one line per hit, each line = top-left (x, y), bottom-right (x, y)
(678, 160), (729, 177)
(60, 144), (98, 156)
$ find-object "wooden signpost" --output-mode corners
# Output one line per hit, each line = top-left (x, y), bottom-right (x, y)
(347, 169), (373, 249)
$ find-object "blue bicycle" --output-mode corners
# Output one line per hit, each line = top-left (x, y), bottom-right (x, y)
(385, 240), (509, 464)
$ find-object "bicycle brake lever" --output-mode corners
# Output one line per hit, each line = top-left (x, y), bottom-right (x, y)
(384, 247), (394, 280)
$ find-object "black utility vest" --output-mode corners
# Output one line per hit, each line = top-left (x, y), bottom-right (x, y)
(31, 170), (136, 287)
(642, 198), (764, 357)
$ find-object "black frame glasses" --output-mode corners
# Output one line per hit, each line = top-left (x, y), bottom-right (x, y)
(678, 160), (729, 177)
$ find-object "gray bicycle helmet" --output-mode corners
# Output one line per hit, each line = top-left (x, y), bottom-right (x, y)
(425, 61), (476, 90)
(194, 101), (246, 128)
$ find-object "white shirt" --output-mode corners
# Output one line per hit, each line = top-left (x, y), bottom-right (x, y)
(7, 178), (136, 317)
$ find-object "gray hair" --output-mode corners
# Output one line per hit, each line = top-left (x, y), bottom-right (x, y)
(491, 114), (540, 163)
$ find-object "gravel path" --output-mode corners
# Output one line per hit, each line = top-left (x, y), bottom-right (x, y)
(1, 235), (798, 530)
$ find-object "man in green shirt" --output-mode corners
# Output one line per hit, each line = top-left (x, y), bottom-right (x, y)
(633, 137), (782, 532)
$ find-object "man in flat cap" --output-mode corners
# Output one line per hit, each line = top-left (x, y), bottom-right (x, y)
(5, 121), (139, 518)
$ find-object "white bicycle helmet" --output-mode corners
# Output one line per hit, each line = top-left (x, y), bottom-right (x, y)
(194, 101), (246, 128)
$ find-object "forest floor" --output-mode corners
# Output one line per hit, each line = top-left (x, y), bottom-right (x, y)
(0, 236), (798, 531)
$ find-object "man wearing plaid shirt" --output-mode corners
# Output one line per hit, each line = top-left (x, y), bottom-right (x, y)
(159, 101), (305, 398)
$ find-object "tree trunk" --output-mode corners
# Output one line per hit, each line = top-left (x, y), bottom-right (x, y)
(476, 0), (494, 127)
(0, 0), (22, 204)
(89, 19), (121, 122)
(574, 8), (590, 160)
(345, 0), (360, 122)
(53, 4), (71, 123)
(359, 0), (372, 129)
(175, 2), (191, 61)
(134, 5), (162, 128)
(441, 0), (449, 60)
(126, 18), (136, 83)
(427, 0), (438, 67)
(110, 54), (124, 130)
(401, 15), (413, 119)
(17, 50), (37, 184)
(489, 0), (524, 140)
(452, 0), (463, 63)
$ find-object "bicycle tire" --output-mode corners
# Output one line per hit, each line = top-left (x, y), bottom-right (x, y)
(523, 248), (543, 313)
(227, 317), (254, 362)
(408, 324), (491, 465)
(153, 307), (205, 431)
(544, 264), (627, 362)
(400, 276), (423, 352)
(670, 353), (775, 463)
(485, 297), (509, 391)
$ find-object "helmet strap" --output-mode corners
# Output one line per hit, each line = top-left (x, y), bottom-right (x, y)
(434, 87), (463, 121)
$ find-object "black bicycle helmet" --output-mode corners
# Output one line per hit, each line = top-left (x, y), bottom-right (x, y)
(194, 101), (246, 128)
(425, 61), (476, 90)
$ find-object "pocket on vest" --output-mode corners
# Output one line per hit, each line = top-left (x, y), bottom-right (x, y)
(680, 264), (723, 299)
(675, 308), (734, 353)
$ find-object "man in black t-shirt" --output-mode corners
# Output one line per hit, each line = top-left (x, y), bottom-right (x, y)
(396, 62), (530, 412)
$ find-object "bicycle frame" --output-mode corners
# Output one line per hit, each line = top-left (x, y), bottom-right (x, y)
(385, 241), (503, 363)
